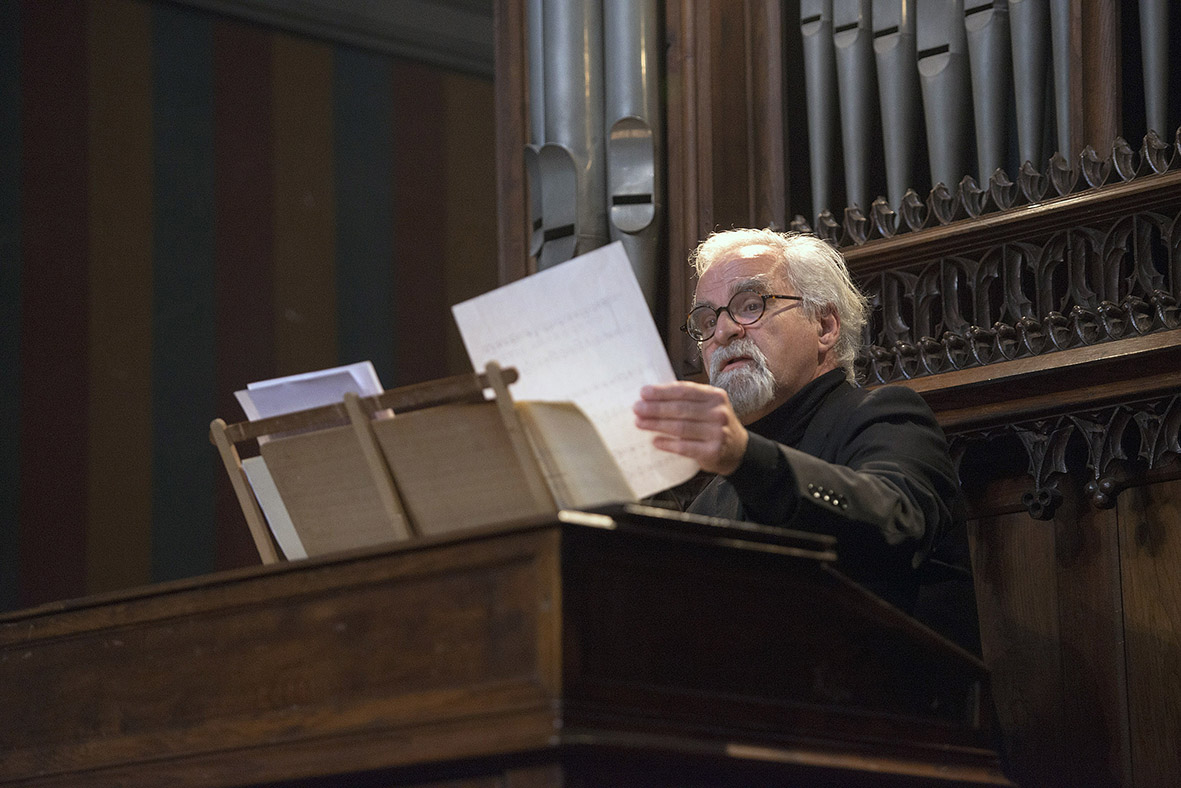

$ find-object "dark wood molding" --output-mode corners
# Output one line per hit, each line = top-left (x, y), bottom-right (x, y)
(894, 330), (1181, 432)
(168, 0), (495, 76)
(843, 167), (1181, 277)
(492, 0), (530, 285)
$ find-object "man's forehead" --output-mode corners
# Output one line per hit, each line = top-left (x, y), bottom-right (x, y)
(695, 246), (785, 302)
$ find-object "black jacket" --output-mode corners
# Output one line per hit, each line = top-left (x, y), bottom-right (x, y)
(688, 369), (967, 613)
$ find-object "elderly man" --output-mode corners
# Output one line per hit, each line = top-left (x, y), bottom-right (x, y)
(634, 229), (967, 618)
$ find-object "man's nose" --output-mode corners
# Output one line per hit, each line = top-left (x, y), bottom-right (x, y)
(712, 309), (746, 344)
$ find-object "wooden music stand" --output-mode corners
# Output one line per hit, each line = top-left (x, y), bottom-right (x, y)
(211, 363), (630, 564)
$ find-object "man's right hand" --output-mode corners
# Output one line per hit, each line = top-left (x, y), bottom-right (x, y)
(633, 381), (749, 475)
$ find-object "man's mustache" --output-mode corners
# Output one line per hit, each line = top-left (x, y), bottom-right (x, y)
(708, 338), (767, 381)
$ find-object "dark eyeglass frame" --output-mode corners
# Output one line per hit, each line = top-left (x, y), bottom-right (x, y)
(680, 292), (804, 342)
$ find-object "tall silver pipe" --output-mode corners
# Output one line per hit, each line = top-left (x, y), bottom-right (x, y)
(525, 0), (546, 258)
(1049, 0), (1072, 157)
(604, 0), (660, 309)
(538, 0), (607, 269)
(802, 0), (839, 222)
(833, 0), (879, 212)
(917, 0), (974, 189)
(1140, 0), (1170, 137)
(873, 0), (923, 210)
(1008, 0), (1049, 168)
(965, 1), (1012, 182)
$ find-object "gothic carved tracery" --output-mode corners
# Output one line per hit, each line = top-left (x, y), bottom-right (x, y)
(833, 129), (1181, 517)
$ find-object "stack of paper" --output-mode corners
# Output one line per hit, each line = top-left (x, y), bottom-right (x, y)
(235, 362), (385, 560)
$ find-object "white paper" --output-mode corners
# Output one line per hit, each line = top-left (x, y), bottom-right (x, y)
(242, 456), (307, 560)
(451, 242), (698, 498)
(235, 361), (384, 421)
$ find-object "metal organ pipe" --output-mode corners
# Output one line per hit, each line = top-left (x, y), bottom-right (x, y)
(535, 0), (607, 271)
(1049, 0), (1072, 157)
(916, 0), (975, 189)
(965, 1), (1012, 182)
(872, 0), (924, 210)
(1007, 0), (1049, 168)
(801, 0), (840, 222)
(522, 0), (660, 315)
(1140, 0), (1170, 137)
(604, 0), (660, 310)
(833, 0), (880, 213)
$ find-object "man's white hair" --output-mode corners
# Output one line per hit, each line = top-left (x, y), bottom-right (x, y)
(689, 229), (869, 382)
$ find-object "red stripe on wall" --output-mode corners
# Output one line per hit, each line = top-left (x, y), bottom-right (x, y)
(392, 61), (448, 385)
(18, 0), (89, 606)
(85, 0), (154, 595)
(213, 19), (275, 570)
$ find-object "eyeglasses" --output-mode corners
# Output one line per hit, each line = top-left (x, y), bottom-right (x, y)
(681, 291), (803, 341)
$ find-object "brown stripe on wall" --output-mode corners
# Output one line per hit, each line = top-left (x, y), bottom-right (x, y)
(441, 70), (498, 376)
(391, 60), (447, 384)
(213, 19), (275, 570)
(18, 0), (89, 606)
(84, 0), (154, 594)
(271, 34), (337, 377)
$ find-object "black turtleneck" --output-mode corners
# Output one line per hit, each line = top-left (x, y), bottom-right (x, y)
(727, 368), (848, 524)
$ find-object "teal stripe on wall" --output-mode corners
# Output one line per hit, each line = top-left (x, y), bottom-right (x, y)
(334, 47), (395, 386)
(151, 4), (217, 582)
(0, 1), (21, 610)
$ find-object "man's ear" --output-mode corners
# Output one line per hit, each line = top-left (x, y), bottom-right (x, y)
(817, 307), (840, 352)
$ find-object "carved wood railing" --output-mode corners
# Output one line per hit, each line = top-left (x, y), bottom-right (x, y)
(825, 129), (1181, 520)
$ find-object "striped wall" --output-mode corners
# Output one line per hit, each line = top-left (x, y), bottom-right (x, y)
(0, 0), (499, 610)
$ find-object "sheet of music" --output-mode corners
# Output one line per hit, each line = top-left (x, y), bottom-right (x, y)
(452, 242), (698, 499)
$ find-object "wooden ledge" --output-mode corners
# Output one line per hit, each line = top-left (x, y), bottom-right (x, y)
(882, 329), (1181, 433)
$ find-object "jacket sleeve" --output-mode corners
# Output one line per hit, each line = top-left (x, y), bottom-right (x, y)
(725, 385), (960, 576)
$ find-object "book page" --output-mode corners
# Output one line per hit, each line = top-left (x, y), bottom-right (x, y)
(452, 242), (698, 499)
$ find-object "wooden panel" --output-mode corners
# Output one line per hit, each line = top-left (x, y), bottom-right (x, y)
(0, 513), (1005, 787)
(704, 1), (751, 231)
(663, 0), (701, 376)
(969, 504), (1067, 787)
(748, 0), (786, 231)
(1117, 477), (1181, 786)
(663, 0), (788, 378)
(1053, 471), (1131, 786)
(1080, 0), (1121, 156)
(0, 526), (561, 788)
